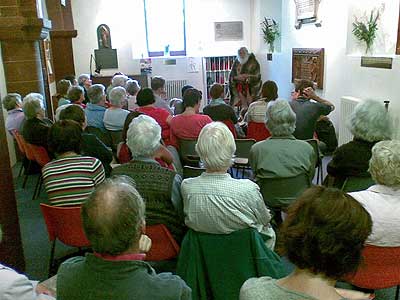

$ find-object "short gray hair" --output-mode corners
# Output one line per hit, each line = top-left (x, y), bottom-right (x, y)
(82, 175), (145, 255)
(127, 115), (161, 159)
(349, 100), (392, 142)
(109, 86), (126, 106)
(266, 99), (296, 136)
(87, 84), (105, 104)
(126, 79), (141, 96)
(78, 74), (90, 85)
(22, 93), (44, 119)
(2, 93), (21, 111)
(369, 140), (400, 188)
(196, 122), (236, 171)
(112, 75), (129, 87)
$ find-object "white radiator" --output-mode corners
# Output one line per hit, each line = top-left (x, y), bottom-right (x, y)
(338, 96), (362, 146)
(165, 80), (187, 99)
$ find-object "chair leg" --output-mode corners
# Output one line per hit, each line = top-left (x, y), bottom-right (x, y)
(37, 177), (43, 198)
(22, 174), (29, 189)
(32, 176), (41, 200)
(22, 160), (31, 188)
(48, 240), (56, 277)
(18, 163), (24, 177)
(395, 285), (399, 300)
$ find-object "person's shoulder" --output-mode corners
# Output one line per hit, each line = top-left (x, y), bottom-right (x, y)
(146, 272), (191, 300)
(240, 276), (275, 300)
(0, 264), (36, 299)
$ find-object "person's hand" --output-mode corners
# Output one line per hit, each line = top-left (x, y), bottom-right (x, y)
(335, 288), (374, 300)
(36, 283), (55, 297)
(139, 234), (152, 253)
(302, 87), (317, 100)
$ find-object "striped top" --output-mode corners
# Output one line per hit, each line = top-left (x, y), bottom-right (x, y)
(42, 156), (105, 206)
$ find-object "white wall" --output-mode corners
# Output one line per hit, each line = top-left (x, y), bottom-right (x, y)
(253, 0), (400, 139)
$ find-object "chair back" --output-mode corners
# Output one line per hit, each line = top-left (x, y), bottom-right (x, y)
(341, 176), (375, 193)
(26, 143), (51, 167)
(145, 224), (180, 261)
(177, 228), (287, 300)
(258, 173), (311, 209)
(247, 122), (271, 142)
(108, 130), (123, 152)
(347, 245), (400, 289)
(221, 119), (237, 138)
(85, 126), (112, 147)
(40, 203), (90, 247)
(178, 139), (199, 166)
(183, 166), (205, 179)
(306, 139), (321, 165)
(11, 129), (26, 155)
(235, 139), (256, 160)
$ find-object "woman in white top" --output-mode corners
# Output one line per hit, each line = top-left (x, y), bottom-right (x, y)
(103, 86), (130, 131)
(350, 140), (400, 247)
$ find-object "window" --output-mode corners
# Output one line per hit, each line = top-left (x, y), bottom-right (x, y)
(144, 0), (186, 57)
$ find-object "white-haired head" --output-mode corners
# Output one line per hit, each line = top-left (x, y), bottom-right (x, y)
(196, 122), (236, 172)
(238, 47), (250, 65)
(22, 93), (45, 119)
(266, 99), (296, 137)
(349, 100), (392, 142)
(369, 140), (400, 188)
(126, 79), (141, 96)
(109, 86), (127, 107)
(126, 115), (161, 159)
(112, 75), (129, 88)
(87, 84), (105, 104)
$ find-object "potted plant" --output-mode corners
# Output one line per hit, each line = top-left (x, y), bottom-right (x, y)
(261, 17), (280, 53)
(352, 9), (380, 54)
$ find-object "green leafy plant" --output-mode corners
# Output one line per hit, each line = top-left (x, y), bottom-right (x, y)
(352, 9), (380, 54)
(261, 17), (280, 53)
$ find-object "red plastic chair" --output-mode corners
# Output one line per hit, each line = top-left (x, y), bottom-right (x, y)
(40, 203), (90, 276)
(145, 224), (180, 261)
(221, 120), (237, 138)
(346, 245), (400, 299)
(247, 121), (271, 142)
(11, 129), (26, 178)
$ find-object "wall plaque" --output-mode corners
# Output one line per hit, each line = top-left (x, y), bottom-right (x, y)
(214, 21), (243, 41)
(361, 56), (392, 69)
(94, 24), (118, 69)
(294, 0), (321, 29)
(292, 48), (324, 89)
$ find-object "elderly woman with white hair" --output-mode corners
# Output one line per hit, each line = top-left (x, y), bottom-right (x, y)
(112, 115), (185, 242)
(327, 100), (392, 188)
(125, 79), (141, 111)
(103, 86), (130, 131)
(21, 93), (53, 149)
(181, 122), (275, 249)
(349, 140), (400, 247)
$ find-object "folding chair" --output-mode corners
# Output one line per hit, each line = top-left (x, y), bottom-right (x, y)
(11, 129), (26, 178)
(40, 204), (90, 276)
(25, 143), (50, 200)
(233, 139), (256, 178)
(306, 139), (324, 184)
(178, 139), (200, 167)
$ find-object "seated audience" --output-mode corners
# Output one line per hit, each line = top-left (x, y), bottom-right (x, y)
(327, 100), (392, 188)
(125, 79), (141, 111)
(181, 122), (275, 249)
(112, 115), (185, 242)
(170, 88), (212, 148)
(2, 93), (25, 134)
(85, 84), (107, 130)
(42, 120), (105, 206)
(106, 74), (129, 97)
(67, 85), (86, 108)
(170, 84), (193, 116)
(350, 140), (400, 247)
(245, 80), (277, 124)
(203, 83), (237, 125)
(290, 79), (334, 140)
(78, 73), (92, 103)
(56, 79), (72, 107)
(136, 88), (172, 145)
(21, 93), (52, 149)
(240, 186), (373, 300)
(57, 176), (191, 300)
(103, 86), (130, 131)
(0, 227), (55, 300)
(117, 111), (174, 169)
(59, 105), (113, 177)
(250, 100), (315, 182)
(151, 76), (173, 114)
(64, 74), (77, 86)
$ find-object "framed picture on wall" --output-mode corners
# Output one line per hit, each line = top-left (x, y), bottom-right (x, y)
(292, 48), (324, 89)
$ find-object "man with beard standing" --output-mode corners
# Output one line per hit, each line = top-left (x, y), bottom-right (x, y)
(229, 47), (262, 109)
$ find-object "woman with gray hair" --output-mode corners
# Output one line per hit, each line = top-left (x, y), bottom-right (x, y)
(21, 93), (53, 149)
(249, 99), (315, 183)
(327, 99), (392, 188)
(112, 115), (185, 242)
(181, 122), (276, 249)
(2, 93), (25, 134)
(103, 86), (130, 131)
(125, 79), (141, 110)
(349, 140), (400, 247)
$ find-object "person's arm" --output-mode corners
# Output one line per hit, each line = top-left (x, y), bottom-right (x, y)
(155, 145), (174, 165)
(171, 174), (184, 218)
(303, 87), (335, 112)
(0, 268), (38, 300)
(251, 186), (272, 225)
(86, 134), (113, 164)
(92, 159), (106, 185)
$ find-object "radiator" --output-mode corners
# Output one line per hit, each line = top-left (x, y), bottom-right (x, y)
(165, 80), (187, 99)
(338, 96), (362, 146)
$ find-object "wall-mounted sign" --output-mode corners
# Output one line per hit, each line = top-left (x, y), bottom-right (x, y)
(361, 56), (392, 69)
(294, 0), (322, 29)
(292, 48), (324, 89)
(214, 21), (243, 41)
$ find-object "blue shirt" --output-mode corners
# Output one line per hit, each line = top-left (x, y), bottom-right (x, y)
(85, 103), (106, 129)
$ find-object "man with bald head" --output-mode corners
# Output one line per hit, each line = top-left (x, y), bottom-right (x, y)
(56, 176), (191, 300)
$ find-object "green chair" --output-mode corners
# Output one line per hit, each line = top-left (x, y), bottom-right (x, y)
(183, 166), (205, 179)
(233, 138), (256, 178)
(306, 139), (323, 184)
(178, 139), (200, 167)
(341, 176), (375, 192)
(176, 228), (287, 300)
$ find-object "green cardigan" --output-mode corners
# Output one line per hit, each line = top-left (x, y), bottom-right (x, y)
(176, 228), (288, 300)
